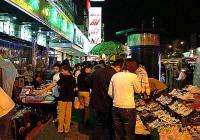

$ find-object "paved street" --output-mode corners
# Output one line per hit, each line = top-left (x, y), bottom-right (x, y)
(33, 121), (89, 140)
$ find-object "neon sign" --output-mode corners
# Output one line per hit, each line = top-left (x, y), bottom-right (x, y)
(7, 0), (74, 41)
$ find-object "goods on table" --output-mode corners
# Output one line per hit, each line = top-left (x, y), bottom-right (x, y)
(159, 126), (192, 140)
(135, 115), (150, 135)
(186, 85), (200, 94)
(186, 125), (200, 139)
(135, 85), (200, 138)
(156, 95), (172, 105)
(20, 85), (54, 103)
(168, 101), (193, 116)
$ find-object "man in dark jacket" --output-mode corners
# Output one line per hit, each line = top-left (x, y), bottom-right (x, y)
(90, 59), (124, 140)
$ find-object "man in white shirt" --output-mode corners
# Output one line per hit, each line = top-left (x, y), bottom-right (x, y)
(0, 87), (15, 140)
(52, 62), (61, 122)
(108, 58), (142, 140)
(176, 69), (186, 89)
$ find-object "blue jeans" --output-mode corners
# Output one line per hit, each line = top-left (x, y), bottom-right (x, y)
(112, 107), (136, 140)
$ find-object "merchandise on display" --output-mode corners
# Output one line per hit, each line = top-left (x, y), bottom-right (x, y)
(135, 84), (200, 138)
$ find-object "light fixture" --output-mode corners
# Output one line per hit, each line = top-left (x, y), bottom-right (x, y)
(169, 45), (172, 48)
(180, 41), (184, 45)
(13, 17), (17, 20)
(38, 29), (42, 32)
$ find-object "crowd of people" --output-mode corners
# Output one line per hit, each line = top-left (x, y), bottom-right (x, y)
(35, 58), (165, 140)
(0, 58), (168, 140)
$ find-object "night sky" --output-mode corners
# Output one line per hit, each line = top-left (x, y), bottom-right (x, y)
(93, 0), (200, 42)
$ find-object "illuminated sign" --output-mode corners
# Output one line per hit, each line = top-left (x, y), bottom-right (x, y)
(6, 0), (74, 41)
(128, 33), (160, 47)
(88, 7), (102, 46)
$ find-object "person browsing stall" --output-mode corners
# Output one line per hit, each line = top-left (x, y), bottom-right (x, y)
(108, 58), (142, 140)
(37, 65), (76, 133)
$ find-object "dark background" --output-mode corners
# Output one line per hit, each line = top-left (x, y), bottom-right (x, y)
(92, 0), (200, 42)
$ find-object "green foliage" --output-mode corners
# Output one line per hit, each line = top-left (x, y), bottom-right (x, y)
(90, 41), (124, 56)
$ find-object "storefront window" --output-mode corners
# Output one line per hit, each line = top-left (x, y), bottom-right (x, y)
(0, 21), (3, 32)
(21, 25), (32, 42)
(3, 21), (10, 34)
(37, 33), (47, 47)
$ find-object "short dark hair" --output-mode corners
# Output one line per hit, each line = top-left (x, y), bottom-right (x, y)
(61, 65), (72, 72)
(53, 62), (61, 68)
(112, 59), (124, 67)
(123, 58), (137, 73)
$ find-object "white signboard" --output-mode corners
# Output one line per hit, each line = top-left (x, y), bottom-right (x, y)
(74, 25), (84, 48)
(88, 7), (102, 46)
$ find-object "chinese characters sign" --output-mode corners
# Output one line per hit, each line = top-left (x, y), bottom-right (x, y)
(88, 7), (102, 46)
(6, 0), (74, 41)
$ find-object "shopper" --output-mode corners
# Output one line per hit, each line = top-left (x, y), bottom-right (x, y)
(52, 62), (62, 122)
(148, 78), (168, 96)
(77, 64), (92, 126)
(73, 63), (82, 82)
(108, 58), (142, 140)
(23, 64), (33, 85)
(176, 68), (186, 89)
(90, 59), (124, 140)
(0, 87), (15, 140)
(136, 64), (150, 99)
(37, 65), (76, 133)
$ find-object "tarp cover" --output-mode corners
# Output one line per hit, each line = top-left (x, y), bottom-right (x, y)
(0, 55), (18, 97)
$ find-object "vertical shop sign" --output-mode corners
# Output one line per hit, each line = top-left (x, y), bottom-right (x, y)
(88, 7), (102, 46)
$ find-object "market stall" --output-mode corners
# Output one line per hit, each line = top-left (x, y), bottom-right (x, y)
(135, 85), (200, 139)
(11, 83), (56, 140)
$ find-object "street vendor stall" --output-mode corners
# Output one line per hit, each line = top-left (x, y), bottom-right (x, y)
(11, 84), (55, 140)
(135, 84), (200, 140)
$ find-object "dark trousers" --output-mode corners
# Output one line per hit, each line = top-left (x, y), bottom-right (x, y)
(53, 97), (58, 119)
(91, 111), (114, 140)
(0, 109), (13, 140)
(112, 107), (136, 140)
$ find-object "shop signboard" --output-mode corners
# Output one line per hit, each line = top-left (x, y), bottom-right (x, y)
(128, 33), (160, 47)
(6, 0), (74, 41)
(88, 7), (102, 46)
(74, 25), (84, 49)
(83, 35), (90, 53)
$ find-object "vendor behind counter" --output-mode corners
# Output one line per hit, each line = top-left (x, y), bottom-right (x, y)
(149, 78), (168, 96)
(31, 72), (46, 88)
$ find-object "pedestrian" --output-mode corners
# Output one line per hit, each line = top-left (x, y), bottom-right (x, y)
(23, 64), (33, 85)
(77, 64), (92, 126)
(108, 58), (142, 140)
(51, 62), (62, 122)
(148, 78), (168, 97)
(176, 68), (186, 89)
(90, 59), (124, 140)
(37, 65), (76, 133)
(136, 64), (150, 99)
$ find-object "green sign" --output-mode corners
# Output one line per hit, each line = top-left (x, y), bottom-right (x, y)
(128, 33), (160, 47)
(7, 0), (74, 41)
